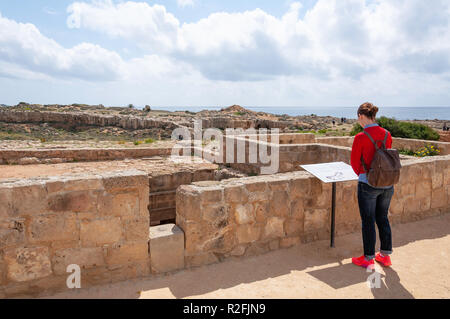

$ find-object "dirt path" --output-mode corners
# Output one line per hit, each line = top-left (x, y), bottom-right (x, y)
(44, 213), (450, 299)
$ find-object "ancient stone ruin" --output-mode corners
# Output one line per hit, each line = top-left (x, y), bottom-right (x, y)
(0, 124), (449, 298)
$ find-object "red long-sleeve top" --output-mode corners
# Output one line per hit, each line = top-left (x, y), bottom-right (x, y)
(351, 125), (392, 176)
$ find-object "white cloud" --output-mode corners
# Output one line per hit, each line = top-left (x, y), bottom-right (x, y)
(177, 0), (195, 8)
(1, 1), (450, 107)
(0, 12), (126, 81)
(66, 0), (450, 82)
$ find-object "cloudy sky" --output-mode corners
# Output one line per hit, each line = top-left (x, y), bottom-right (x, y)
(0, 0), (449, 107)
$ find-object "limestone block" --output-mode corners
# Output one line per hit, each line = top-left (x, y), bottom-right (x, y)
(4, 246), (52, 282)
(432, 172), (444, 189)
(11, 183), (47, 216)
(263, 217), (285, 239)
(304, 209), (329, 232)
(52, 247), (105, 275)
(0, 188), (13, 218)
(122, 216), (150, 241)
(415, 180), (432, 199)
(149, 224), (184, 273)
(80, 218), (123, 247)
(236, 224), (261, 244)
(224, 185), (248, 203)
(253, 201), (269, 223)
(29, 213), (78, 243)
(234, 204), (255, 225)
(0, 218), (25, 247)
(202, 227), (235, 254)
(176, 187), (202, 221)
(243, 180), (267, 193)
(202, 205), (229, 229)
(200, 187), (224, 204)
(48, 191), (96, 213)
(270, 191), (290, 217)
(284, 218), (303, 237)
(431, 188), (447, 209)
(109, 191), (141, 217)
(290, 199), (305, 220)
(106, 241), (149, 266)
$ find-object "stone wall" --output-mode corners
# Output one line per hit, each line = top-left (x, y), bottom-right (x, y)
(0, 110), (178, 131)
(176, 155), (450, 269)
(316, 136), (450, 155)
(220, 134), (352, 174)
(0, 147), (173, 165)
(0, 170), (150, 298)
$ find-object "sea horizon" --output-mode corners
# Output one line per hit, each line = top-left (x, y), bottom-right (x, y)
(149, 106), (450, 121)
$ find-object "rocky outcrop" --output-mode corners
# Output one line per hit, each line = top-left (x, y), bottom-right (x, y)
(0, 110), (179, 131)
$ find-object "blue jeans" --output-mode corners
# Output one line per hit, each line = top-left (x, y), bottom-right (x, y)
(357, 182), (394, 259)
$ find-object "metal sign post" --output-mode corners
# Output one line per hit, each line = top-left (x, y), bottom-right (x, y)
(330, 182), (336, 248)
(300, 162), (358, 248)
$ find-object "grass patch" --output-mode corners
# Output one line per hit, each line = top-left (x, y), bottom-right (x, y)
(145, 138), (156, 144)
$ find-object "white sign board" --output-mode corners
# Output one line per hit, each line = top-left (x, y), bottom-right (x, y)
(300, 162), (359, 183)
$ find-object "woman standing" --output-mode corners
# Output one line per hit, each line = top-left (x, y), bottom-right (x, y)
(350, 102), (394, 269)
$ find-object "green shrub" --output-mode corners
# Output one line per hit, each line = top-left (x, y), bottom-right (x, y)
(350, 116), (439, 140)
(134, 141), (142, 146)
(145, 138), (156, 144)
(318, 129), (327, 134)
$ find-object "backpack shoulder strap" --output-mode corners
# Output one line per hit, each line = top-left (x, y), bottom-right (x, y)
(363, 130), (378, 150)
(382, 130), (388, 149)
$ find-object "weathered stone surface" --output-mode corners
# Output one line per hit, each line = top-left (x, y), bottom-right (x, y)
(48, 191), (96, 213)
(200, 188), (223, 204)
(122, 217), (149, 241)
(29, 214), (78, 243)
(270, 191), (290, 217)
(284, 219), (303, 237)
(176, 187), (202, 220)
(0, 188), (13, 218)
(290, 199), (304, 220)
(224, 185), (248, 203)
(11, 184), (47, 216)
(202, 205), (228, 228)
(237, 224), (261, 244)
(4, 247), (52, 282)
(0, 218), (25, 247)
(234, 204), (255, 225)
(304, 209), (329, 232)
(254, 201), (269, 223)
(52, 247), (105, 275)
(150, 224), (184, 273)
(431, 188), (447, 209)
(80, 218), (123, 247)
(106, 242), (149, 265)
(263, 217), (285, 239)
(109, 192), (140, 217)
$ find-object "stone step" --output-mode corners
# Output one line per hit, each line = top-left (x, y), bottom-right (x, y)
(149, 224), (184, 274)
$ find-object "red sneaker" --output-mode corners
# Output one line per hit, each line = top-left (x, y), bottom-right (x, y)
(352, 255), (374, 269)
(375, 253), (392, 267)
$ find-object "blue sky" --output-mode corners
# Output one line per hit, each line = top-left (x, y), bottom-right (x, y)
(0, 0), (449, 107)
